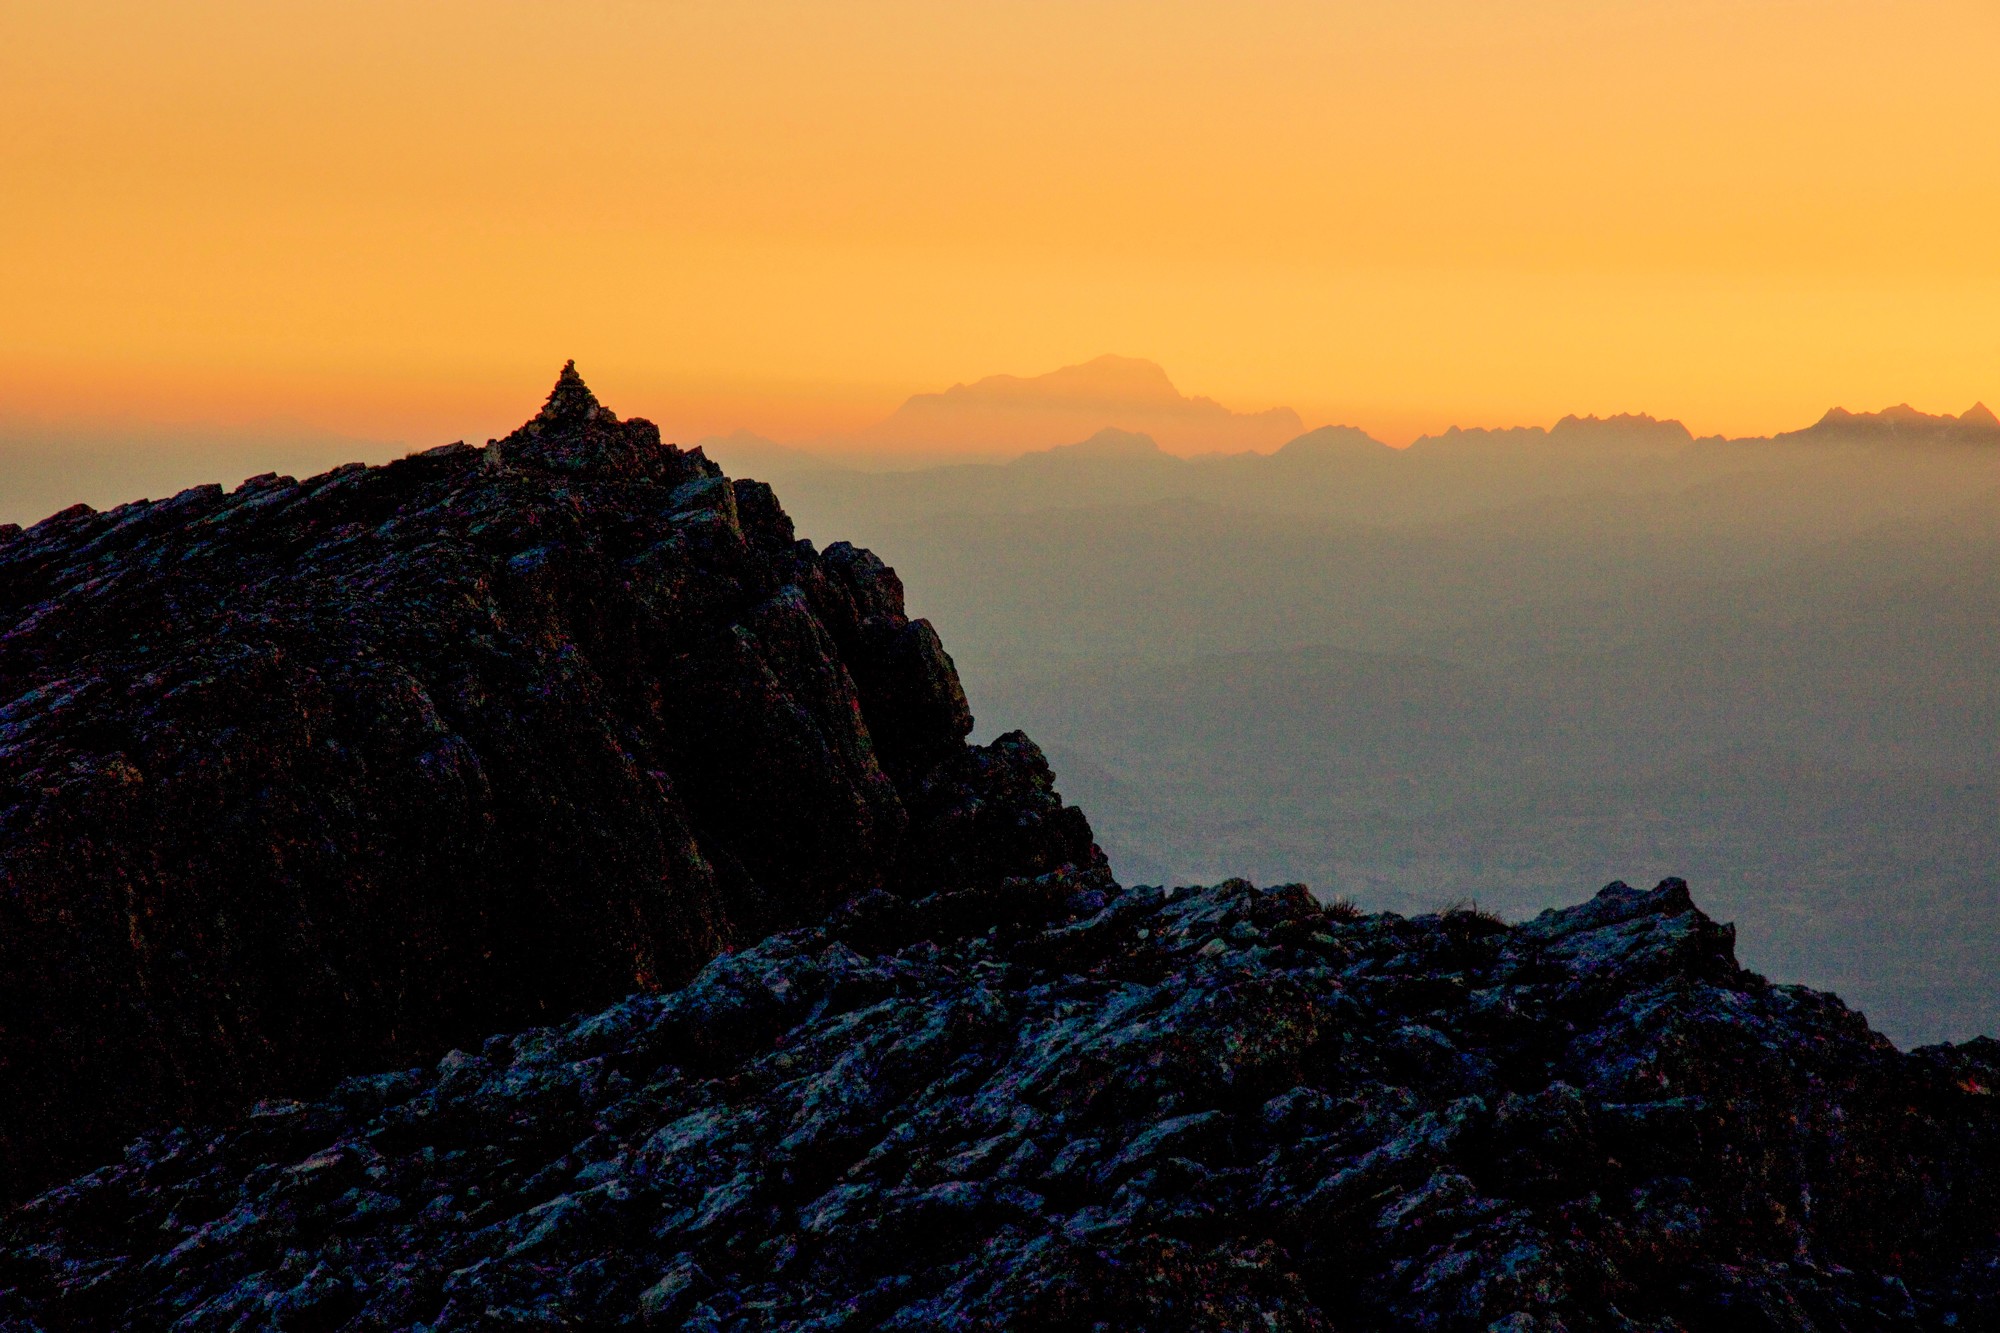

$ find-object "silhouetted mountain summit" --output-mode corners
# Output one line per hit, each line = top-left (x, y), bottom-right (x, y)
(698, 378), (1999, 482)
(1028, 426), (1170, 463)
(0, 365), (1103, 1199)
(706, 409), (1772, 530)
(831, 355), (1305, 462)
(1782, 402), (2000, 445)
(1548, 411), (1697, 449)
(1408, 411), (1705, 457)
(925, 354), (1188, 409)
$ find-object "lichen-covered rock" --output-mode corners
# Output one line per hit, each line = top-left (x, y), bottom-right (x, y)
(0, 365), (1104, 1200)
(7, 877), (1999, 1331)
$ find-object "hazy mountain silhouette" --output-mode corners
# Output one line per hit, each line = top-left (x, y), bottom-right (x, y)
(1412, 411), (1701, 455)
(1779, 401), (2000, 446)
(854, 354), (1303, 460)
(705, 356), (1304, 469)
(713, 405), (1998, 1045)
(708, 399), (1991, 534)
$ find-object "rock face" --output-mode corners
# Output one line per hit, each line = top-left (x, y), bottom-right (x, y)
(0, 364), (1103, 1200)
(5, 877), (1999, 1331)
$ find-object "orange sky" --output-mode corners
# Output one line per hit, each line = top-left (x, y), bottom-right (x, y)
(4, 1), (1998, 450)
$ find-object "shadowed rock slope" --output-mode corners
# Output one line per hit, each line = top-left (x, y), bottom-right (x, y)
(6, 878), (2000, 1331)
(0, 364), (1103, 1200)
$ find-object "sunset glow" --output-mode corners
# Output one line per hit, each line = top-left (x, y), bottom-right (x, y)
(5, 0), (1998, 449)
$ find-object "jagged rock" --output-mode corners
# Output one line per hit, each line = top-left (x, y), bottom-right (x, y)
(4, 878), (1998, 1330)
(0, 366), (1104, 1200)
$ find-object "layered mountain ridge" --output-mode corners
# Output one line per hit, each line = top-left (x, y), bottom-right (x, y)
(4, 367), (1999, 1330)
(695, 380), (1999, 1048)
(818, 355), (1307, 465)
(697, 359), (2000, 481)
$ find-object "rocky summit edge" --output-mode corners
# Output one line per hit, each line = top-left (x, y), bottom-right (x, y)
(0, 364), (1103, 1199)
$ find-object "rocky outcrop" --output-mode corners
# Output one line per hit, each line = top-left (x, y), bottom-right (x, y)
(0, 364), (1104, 1200)
(6, 877), (1999, 1331)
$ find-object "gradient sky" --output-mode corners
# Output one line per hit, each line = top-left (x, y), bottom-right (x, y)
(4, 0), (1998, 450)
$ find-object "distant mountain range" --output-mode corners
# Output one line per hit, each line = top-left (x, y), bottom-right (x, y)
(702, 355), (1997, 479)
(704, 394), (1998, 538)
(3, 362), (1994, 1044)
(711, 355), (1304, 470)
(4, 356), (1991, 526)
(1782, 401), (2000, 445)
(853, 354), (1305, 461)
(697, 380), (1999, 1046)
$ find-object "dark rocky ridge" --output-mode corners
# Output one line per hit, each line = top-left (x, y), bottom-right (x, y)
(6, 877), (2000, 1331)
(0, 364), (1103, 1200)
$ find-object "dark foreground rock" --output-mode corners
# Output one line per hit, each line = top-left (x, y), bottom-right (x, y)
(8, 876), (2000, 1331)
(0, 364), (1102, 1199)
